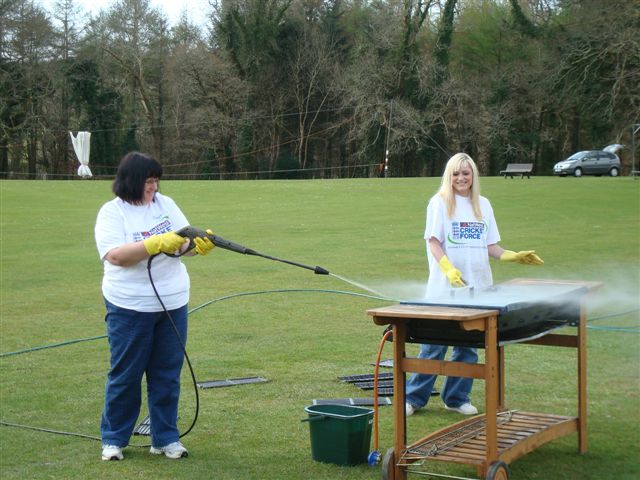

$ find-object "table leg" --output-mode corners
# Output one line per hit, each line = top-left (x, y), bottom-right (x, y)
(393, 322), (407, 480)
(578, 302), (588, 453)
(484, 315), (499, 472)
(498, 345), (505, 410)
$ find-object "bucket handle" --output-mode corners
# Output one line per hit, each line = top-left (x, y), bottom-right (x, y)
(301, 415), (327, 423)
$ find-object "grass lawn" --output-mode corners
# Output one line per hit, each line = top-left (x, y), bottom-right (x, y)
(1, 176), (639, 480)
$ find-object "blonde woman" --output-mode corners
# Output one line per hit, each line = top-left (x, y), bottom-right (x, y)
(405, 153), (543, 416)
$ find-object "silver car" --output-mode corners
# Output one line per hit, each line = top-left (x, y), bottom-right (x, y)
(553, 144), (622, 177)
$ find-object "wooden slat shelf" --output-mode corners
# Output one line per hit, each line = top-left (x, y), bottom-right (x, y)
(400, 412), (575, 469)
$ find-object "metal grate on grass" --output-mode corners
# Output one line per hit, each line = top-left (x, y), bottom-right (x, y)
(312, 397), (392, 406)
(196, 376), (269, 389)
(134, 415), (152, 436)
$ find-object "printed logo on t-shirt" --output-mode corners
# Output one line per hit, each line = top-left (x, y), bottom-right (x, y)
(447, 221), (486, 245)
(133, 216), (172, 242)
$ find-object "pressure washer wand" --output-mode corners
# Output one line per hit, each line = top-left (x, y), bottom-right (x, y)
(176, 226), (330, 275)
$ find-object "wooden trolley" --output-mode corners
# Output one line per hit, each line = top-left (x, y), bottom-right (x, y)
(367, 279), (601, 480)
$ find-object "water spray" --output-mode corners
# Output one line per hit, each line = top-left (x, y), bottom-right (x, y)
(329, 273), (389, 298)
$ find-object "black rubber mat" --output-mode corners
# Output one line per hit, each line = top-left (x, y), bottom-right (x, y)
(339, 371), (439, 397)
(351, 380), (395, 390)
(338, 372), (393, 382)
(196, 376), (268, 389)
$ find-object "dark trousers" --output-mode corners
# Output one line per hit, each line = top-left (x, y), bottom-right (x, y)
(101, 299), (187, 448)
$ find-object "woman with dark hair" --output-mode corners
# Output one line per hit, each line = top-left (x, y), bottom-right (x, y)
(94, 152), (214, 461)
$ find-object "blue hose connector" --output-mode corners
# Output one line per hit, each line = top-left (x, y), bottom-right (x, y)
(368, 450), (381, 466)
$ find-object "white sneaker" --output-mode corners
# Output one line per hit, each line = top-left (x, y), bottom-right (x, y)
(444, 403), (478, 415)
(405, 402), (418, 416)
(101, 444), (124, 461)
(150, 441), (189, 459)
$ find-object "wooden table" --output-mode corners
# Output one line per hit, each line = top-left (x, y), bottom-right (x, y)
(367, 279), (601, 480)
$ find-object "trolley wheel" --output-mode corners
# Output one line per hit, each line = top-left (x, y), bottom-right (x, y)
(486, 460), (510, 480)
(381, 447), (395, 480)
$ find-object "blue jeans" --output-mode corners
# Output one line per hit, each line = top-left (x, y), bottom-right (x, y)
(101, 299), (187, 448)
(405, 344), (478, 409)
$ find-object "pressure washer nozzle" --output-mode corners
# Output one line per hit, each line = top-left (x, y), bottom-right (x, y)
(314, 266), (330, 275)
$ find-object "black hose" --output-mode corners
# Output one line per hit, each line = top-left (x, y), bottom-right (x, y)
(147, 254), (199, 440)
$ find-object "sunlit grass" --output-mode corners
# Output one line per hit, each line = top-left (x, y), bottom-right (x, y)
(1, 177), (638, 479)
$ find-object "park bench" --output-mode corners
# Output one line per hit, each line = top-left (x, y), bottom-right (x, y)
(500, 163), (533, 179)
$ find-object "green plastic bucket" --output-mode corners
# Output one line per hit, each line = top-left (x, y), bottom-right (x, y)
(302, 404), (374, 466)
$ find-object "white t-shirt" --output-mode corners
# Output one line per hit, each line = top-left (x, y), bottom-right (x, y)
(95, 192), (190, 312)
(424, 194), (500, 297)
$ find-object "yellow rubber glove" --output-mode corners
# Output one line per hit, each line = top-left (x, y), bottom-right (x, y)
(193, 229), (215, 256)
(143, 232), (186, 256)
(500, 250), (544, 265)
(438, 255), (466, 287)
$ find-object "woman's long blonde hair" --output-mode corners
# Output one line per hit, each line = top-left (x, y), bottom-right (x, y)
(438, 152), (482, 219)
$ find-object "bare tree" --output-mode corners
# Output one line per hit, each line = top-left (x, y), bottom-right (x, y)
(99, 0), (170, 158)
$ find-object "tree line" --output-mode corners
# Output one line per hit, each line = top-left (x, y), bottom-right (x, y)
(1, 0), (638, 179)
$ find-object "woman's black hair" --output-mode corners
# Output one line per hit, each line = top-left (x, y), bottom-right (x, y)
(112, 152), (163, 204)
